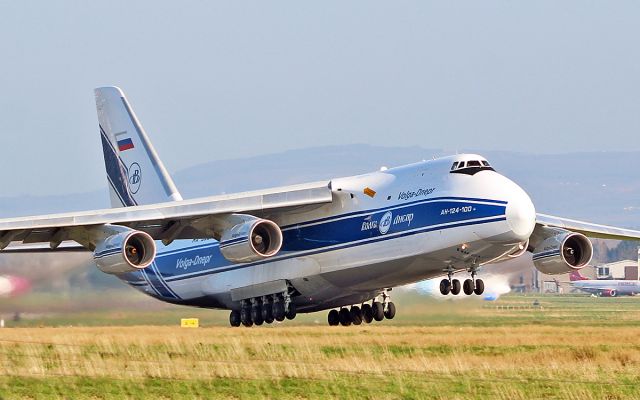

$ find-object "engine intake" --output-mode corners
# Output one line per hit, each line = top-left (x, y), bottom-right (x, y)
(532, 232), (592, 275)
(94, 230), (156, 275)
(220, 219), (282, 263)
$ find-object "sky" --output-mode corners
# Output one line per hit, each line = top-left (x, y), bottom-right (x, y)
(0, 1), (639, 196)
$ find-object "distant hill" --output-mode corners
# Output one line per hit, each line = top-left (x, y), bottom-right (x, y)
(1, 145), (639, 228)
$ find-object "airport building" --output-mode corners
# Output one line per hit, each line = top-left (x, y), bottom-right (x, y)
(594, 259), (639, 280)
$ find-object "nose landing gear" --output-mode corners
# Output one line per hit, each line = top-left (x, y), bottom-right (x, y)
(440, 265), (484, 296)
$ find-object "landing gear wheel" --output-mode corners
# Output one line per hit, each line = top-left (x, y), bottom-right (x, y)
(463, 279), (474, 295)
(361, 303), (374, 324)
(440, 279), (451, 295)
(262, 302), (274, 324)
(273, 302), (286, 322)
(474, 279), (485, 295)
(229, 310), (241, 327)
(285, 302), (297, 320)
(350, 306), (363, 325)
(240, 308), (253, 327)
(251, 305), (264, 326)
(338, 307), (352, 326)
(372, 301), (385, 321)
(451, 279), (461, 295)
(384, 302), (396, 320)
(328, 309), (340, 326)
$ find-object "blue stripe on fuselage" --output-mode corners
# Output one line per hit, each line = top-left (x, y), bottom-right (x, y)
(132, 198), (507, 299)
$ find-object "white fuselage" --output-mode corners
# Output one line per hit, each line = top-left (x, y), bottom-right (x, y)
(121, 154), (536, 312)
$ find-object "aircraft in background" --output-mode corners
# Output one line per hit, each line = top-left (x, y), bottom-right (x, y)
(1, 86), (640, 328)
(0, 275), (30, 298)
(570, 271), (639, 297)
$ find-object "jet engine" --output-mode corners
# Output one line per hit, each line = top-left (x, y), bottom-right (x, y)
(532, 232), (592, 275)
(599, 289), (617, 297)
(219, 218), (282, 263)
(93, 230), (156, 275)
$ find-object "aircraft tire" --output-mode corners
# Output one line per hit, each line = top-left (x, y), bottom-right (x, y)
(440, 279), (451, 295)
(474, 279), (485, 295)
(274, 302), (286, 322)
(328, 309), (340, 326)
(229, 310), (241, 327)
(361, 304), (374, 323)
(251, 305), (264, 326)
(262, 302), (274, 323)
(285, 302), (297, 320)
(339, 308), (352, 326)
(463, 279), (474, 295)
(240, 308), (253, 327)
(372, 302), (385, 321)
(451, 279), (461, 295)
(350, 306), (363, 325)
(384, 302), (396, 320)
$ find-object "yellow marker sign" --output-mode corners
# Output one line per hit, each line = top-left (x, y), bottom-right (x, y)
(180, 318), (199, 328)
(364, 187), (376, 198)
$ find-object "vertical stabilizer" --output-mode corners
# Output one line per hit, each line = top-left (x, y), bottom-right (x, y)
(569, 271), (588, 281)
(95, 86), (183, 207)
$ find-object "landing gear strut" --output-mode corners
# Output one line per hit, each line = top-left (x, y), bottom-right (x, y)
(469, 264), (484, 296)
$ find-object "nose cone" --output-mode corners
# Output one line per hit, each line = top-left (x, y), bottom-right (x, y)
(505, 182), (536, 241)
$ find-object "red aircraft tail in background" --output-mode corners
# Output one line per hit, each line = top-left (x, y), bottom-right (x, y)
(569, 271), (589, 281)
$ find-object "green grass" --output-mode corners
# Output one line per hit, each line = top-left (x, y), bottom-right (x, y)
(1, 373), (638, 400)
(1, 292), (640, 398)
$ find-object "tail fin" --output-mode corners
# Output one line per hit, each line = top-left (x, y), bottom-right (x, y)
(569, 271), (588, 281)
(95, 86), (182, 207)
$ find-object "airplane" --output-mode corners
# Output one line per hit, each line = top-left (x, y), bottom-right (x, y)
(569, 271), (639, 297)
(1, 86), (640, 328)
(0, 275), (30, 298)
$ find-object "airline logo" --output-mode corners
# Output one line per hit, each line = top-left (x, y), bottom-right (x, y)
(176, 255), (213, 270)
(361, 211), (414, 234)
(379, 212), (393, 234)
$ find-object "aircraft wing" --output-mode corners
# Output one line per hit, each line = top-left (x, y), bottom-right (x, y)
(0, 181), (332, 250)
(535, 213), (640, 241)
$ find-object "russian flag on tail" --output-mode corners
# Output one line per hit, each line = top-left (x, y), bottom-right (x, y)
(117, 137), (135, 151)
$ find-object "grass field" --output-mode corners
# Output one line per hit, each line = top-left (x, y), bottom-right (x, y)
(0, 292), (639, 399)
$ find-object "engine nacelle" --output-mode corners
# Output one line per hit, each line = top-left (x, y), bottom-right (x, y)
(219, 219), (282, 263)
(94, 230), (156, 275)
(532, 232), (592, 275)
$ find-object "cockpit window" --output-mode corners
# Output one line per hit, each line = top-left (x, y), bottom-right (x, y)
(450, 159), (495, 175)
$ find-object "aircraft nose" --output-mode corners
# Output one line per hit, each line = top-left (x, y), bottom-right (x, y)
(504, 180), (536, 241)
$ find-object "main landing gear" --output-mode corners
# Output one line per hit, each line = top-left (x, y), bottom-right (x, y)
(229, 291), (297, 327)
(439, 265), (484, 296)
(328, 291), (396, 326)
